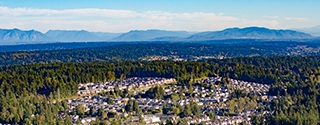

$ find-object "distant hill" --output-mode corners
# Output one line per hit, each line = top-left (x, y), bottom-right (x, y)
(188, 27), (313, 40)
(91, 32), (122, 40)
(0, 28), (53, 45)
(45, 30), (120, 42)
(295, 25), (320, 36)
(112, 29), (193, 41)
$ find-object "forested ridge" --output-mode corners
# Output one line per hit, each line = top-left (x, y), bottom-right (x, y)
(1, 41), (320, 66)
(0, 56), (319, 124)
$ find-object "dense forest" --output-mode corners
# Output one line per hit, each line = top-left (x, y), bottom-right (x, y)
(1, 41), (320, 66)
(0, 56), (319, 124)
(2, 40), (317, 52)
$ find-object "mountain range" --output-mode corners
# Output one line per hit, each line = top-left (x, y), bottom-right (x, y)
(0, 27), (317, 45)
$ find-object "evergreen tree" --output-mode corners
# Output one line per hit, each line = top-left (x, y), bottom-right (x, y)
(76, 104), (85, 118)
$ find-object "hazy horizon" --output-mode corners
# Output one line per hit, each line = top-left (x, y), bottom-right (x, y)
(3, 26), (317, 34)
(0, 0), (319, 33)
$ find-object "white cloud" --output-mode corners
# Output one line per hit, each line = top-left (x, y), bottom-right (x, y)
(0, 6), (138, 18)
(0, 6), (280, 32)
(285, 17), (308, 22)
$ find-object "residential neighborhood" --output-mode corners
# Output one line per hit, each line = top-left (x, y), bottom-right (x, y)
(60, 77), (276, 125)
(77, 77), (176, 96)
(140, 56), (223, 62)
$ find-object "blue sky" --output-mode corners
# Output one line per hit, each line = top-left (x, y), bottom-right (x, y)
(0, 0), (319, 32)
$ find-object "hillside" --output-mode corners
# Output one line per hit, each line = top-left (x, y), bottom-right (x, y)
(45, 30), (119, 42)
(295, 25), (320, 36)
(188, 27), (313, 40)
(0, 28), (53, 45)
(91, 32), (122, 40)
